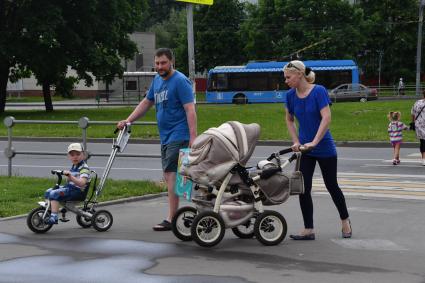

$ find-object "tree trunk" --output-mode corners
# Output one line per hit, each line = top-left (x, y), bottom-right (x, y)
(42, 81), (53, 112)
(0, 64), (10, 114)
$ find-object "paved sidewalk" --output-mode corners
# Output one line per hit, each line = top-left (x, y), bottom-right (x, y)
(0, 194), (424, 283)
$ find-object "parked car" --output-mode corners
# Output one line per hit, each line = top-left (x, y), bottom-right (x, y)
(329, 83), (378, 102)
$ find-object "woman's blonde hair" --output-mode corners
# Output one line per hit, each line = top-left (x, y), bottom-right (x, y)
(388, 111), (401, 121)
(283, 60), (316, 84)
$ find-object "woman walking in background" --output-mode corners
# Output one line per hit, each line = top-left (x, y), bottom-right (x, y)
(411, 91), (425, 166)
(283, 60), (352, 240)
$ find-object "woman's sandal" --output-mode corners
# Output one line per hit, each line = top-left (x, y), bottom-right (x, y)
(342, 220), (352, 238)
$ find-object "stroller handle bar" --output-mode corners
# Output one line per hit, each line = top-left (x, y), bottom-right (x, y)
(266, 145), (311, 161)
(114, 122), (132, 134)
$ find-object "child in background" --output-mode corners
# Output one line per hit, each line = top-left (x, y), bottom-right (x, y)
(388, 111), (409, 165)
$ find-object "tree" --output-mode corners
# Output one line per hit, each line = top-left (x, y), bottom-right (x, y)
(149, 9), (186, 49)
(139, 0), (182, 30)
(241, 0), (289, 60)
(241, 0), (365, 61)
(357, 0), (420, 84)
(193, 0), (246, 73)
(0, 0), (146, 113)
(0, 0), (27, 113)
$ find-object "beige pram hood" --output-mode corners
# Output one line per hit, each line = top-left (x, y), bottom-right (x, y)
(180, 121), (260, 186)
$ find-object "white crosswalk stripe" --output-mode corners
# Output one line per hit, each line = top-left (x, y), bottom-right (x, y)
(313, 172), (425, 200)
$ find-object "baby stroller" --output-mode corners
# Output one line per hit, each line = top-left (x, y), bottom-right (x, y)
(171, 121), (305, 247)
(26, 125), (131, 233)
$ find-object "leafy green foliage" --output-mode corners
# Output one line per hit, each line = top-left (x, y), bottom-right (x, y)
(357, 0), (420, 84)
(148, 9), (189, 72)
(55, 77), (79, 99)
(241, 0), (365, 61)
(194, 0), (246, 72)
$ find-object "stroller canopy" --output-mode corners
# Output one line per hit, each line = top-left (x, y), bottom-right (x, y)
(181, 121), (260, 186)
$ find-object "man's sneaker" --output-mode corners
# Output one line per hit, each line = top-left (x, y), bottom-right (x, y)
(45, 214), (58, 225)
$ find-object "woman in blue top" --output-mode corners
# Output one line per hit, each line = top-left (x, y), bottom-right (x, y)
(284, 60), (352, 240)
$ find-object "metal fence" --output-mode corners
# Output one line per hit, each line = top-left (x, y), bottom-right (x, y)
(3, 116), (160, 177)
(369, 84), (424, 96)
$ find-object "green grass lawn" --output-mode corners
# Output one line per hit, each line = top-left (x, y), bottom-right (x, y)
(1, 100), (418, 141)
(0, 176), (165, 218)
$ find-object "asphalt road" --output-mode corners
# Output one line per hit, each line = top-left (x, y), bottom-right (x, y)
(1, 140), (424, 180)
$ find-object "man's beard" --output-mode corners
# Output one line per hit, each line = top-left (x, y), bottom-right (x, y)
(158, 68), (171, 77)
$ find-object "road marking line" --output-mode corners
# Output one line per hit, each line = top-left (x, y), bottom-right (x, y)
(363, 164), (424, 168)
(313, 172), (425, 200)
(383, 159), (423, 163)
(317, 179), (425, 189)
(315, 186), (425, 195)
(315, 191), (425, 200)
(336, 172), (425, 179)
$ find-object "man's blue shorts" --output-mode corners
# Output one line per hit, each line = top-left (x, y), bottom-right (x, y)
(44, 186), (85, 201)
(161, 140), (189, 172)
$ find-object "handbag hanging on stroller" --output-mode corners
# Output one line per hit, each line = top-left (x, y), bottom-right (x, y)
(171, 121), (307, 247)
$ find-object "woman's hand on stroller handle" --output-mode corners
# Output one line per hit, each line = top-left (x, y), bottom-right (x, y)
(266, 144), (312, 161)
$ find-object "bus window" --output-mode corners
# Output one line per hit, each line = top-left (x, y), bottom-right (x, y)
(226, 73), (246, 91)
(315, 70), (351, 89)
(216, 73), (228, 90)
(246, 73), (268, 91)
(268, 72), (288, 90)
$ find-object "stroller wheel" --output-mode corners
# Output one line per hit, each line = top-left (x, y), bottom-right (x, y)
(26, 207), (53, 234)
(254, 210), (287, 246)
(191, 211), (225, 248)
(232, 216), (256, 239)
(91, 210), (113, 232)
(172, 206), (197, 241)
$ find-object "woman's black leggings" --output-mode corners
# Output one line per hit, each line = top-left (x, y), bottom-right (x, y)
(420, 139), (425, 153)
(299, 155), (349, 229)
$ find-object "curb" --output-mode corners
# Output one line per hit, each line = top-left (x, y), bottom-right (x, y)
(0, 192), (167, 222)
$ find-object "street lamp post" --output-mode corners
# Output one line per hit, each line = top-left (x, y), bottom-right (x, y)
(186, 4), (195, 88)
(378, 50), (383, 91)
(416, 0), (425, 95)
(177, 0), (214, 100)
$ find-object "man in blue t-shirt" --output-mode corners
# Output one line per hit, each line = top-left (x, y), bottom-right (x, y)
(117, 48), (197, 231)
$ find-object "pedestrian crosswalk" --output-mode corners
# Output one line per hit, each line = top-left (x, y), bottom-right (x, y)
(313, 172), (425, 200)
